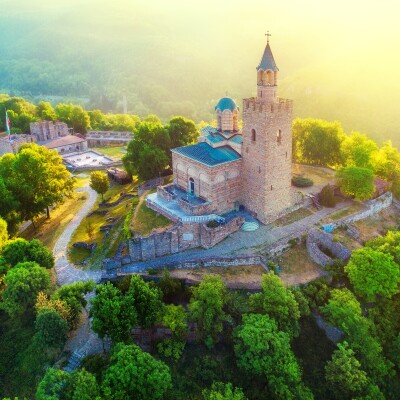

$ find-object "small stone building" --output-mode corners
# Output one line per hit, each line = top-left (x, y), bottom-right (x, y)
(41, 135), (88, 154)
(0, 134), (35, 156)
(30, 120), (69, 141)
(147, 39), (293, 224)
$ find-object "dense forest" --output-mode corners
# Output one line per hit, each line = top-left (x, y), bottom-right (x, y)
(2, 1), (400, 146)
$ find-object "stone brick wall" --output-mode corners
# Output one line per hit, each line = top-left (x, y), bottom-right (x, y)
(105, 217), (244, 272)
(241, 97), (293, 224)
(177, 197), (212, 216)
(86, 131), (133, 147)
(306, 228), (351, 267)
(30, 121), (69, 141)
(0, 134), (35, 156)
(172, 152), (242, 214)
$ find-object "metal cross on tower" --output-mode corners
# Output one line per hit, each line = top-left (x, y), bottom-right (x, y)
(265, 31), (271, 44)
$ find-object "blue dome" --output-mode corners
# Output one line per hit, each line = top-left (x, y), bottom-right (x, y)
(215, 97), (239, 112)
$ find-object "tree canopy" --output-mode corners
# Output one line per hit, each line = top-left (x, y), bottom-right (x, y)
(89, 171), (109, 201)
(336, 166), (375, 201)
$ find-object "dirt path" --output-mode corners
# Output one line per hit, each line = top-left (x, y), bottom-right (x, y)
(53, 185), (102, 286)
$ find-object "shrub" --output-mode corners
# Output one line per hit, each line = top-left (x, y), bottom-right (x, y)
(291, 176), (314, 188)
(319, 184), (336, 207)
(206, 220), (219, 228)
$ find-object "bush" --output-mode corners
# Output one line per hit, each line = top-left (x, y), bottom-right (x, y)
(206, 220), (219, 228)
(319, 184), (336, 207)
(291, 176), (314, 188)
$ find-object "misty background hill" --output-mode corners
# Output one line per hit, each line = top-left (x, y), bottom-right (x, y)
(1, 0), (400, 146)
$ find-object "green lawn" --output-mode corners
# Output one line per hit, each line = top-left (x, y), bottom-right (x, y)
(327, 203), (364, 221)
(130, 192), (172, 236)
(273, 207), (313, 227)
(92, 146), (127, 159)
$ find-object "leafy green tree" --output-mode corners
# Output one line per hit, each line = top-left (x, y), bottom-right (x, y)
(249, 272), (300, 337)
(102, 343), (172, 400)
(34, 308), (68, 348)
(292, 118), (345, 166)
(345, 247), (400, 301)
(89, 171), (109, 202)
(52, 280), (95, 329)
(325, 341), (368, 399)
(68, 369), (101, 400)
(336, 166), (375, 201)
(128, 274), (162, 328)
(319, 184), (336, 207)
(1, 238), (54, 269)
(321, 289), (393, 382)
(0, 175), (20, 236)
(234, 314), (312, 399)
(55, 103), (90, 133)
(166, 116), (199, 148)
(36, 368), (69, 400)
(367, 230), (400, 264)
(157, 304), (188, 360)
(341, 132), (378, 169)
(87, 109), (107, 130)
(90, 282), (137, 342)
(1, 262), (50, 316)
(0, 217), (8, 249)
(189, 274), (231, 347)
(36, 101), (56, 121)
(202, 382), (247, 400)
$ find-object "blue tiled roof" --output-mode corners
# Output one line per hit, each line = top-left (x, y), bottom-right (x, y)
(215, 97), (239, 112)
(172, 142), (241, 166)
(201, 125), (219, 136)
(206, 133), (225, 144)
(229, 135), (243, 144)
(257, 43), (279, 71)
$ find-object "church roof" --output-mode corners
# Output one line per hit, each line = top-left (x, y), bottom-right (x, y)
(215, 97), (239, 112)
(172, 142), (241, 167)
(257, 43), (279, 71)
(229, 134), (243, 144)
(200, 125), (219, 136)
(206, 133), (225, 144)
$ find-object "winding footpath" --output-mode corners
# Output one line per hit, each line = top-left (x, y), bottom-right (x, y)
(54, 185), (102, 286)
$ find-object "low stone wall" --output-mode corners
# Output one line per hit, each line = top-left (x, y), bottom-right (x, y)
(103, 217), (245, 273)
(103, 254), (268, 277)
(157, 185), (176, 201)
(178, 197), (212, 216)
(306, 228), (351, 267)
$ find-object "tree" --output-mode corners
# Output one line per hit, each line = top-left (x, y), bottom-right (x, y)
(68, 369), (100, 400)
(345, 247), (400, 301)
(0, 175), (20, 236)
(325, 341), (368, 399)
(102, 343), (172, 400)
(249, 272), (300, 337)
(1, 262), (50, 316)
(90, 282), (137, 342)
(189, 274), (231, 347)
(341, 132), (378, 169)
(55, 103), (90, 133)
(52, 281), (95, 328)
(292, 118), (345, 166)
(89, 171), (109, 202)
(166, 116), (199, 148)
(157, 304), (188, 360)
(319, 184), (336, 207)
(128, 274), (162, 328)
(367, 230), (400, 264)
(35, 308), (68, 348)
(36, 101), (56, 121)
(0, 217), (8, 249)
(234, 314), (312, 399)
(1, 238), (55, 269)
(36, 368), (69, 400)
(336, 166), (375, 201)
(202, 382), (247, 400)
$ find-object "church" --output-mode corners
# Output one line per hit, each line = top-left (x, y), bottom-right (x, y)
(147, 39), (294, 225)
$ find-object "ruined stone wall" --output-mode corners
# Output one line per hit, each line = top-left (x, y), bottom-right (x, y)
(172, 152), (242, 214)
(0, 135), (35, 156)
(30, 121), (68, 141)
(86, 131), (133, 147)
(241, 98), (293, 223)
(200, 217), (245, 249)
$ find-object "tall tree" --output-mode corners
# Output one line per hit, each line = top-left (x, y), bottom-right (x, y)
(36, 101), (56, 121)
(0, 217), (8, 249)
(249, 272), (300, 337)
(55, 103), (90, 133)
(1, 262), (51, 316)
(345, 247), (400, 301)
(102, 343), (172, 400)
(341, 132), (379, 169)
(202, 382), (247, 400)
(166, 116), (199, 148)
(336, 166), (375, 201)
(189, 274), (231, 347)
(34, 308), (68, 348)
(36, 368), (69, 400)
(234, 313), (312, 400)
(90, 282), (137, 342)
(89, 171), (109, 202)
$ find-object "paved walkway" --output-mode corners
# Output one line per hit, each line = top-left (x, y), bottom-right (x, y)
(54, 186), (102, 286)
(122, 200), (354, 273)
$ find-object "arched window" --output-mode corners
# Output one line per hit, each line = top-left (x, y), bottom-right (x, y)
(217, 115), (222, 130)
(277, 129), (282, 144)
(189, 178), (195, 195)
(251, 129), (256, 142)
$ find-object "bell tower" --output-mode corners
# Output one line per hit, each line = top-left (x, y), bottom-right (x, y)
(241, 36), (293, 224)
